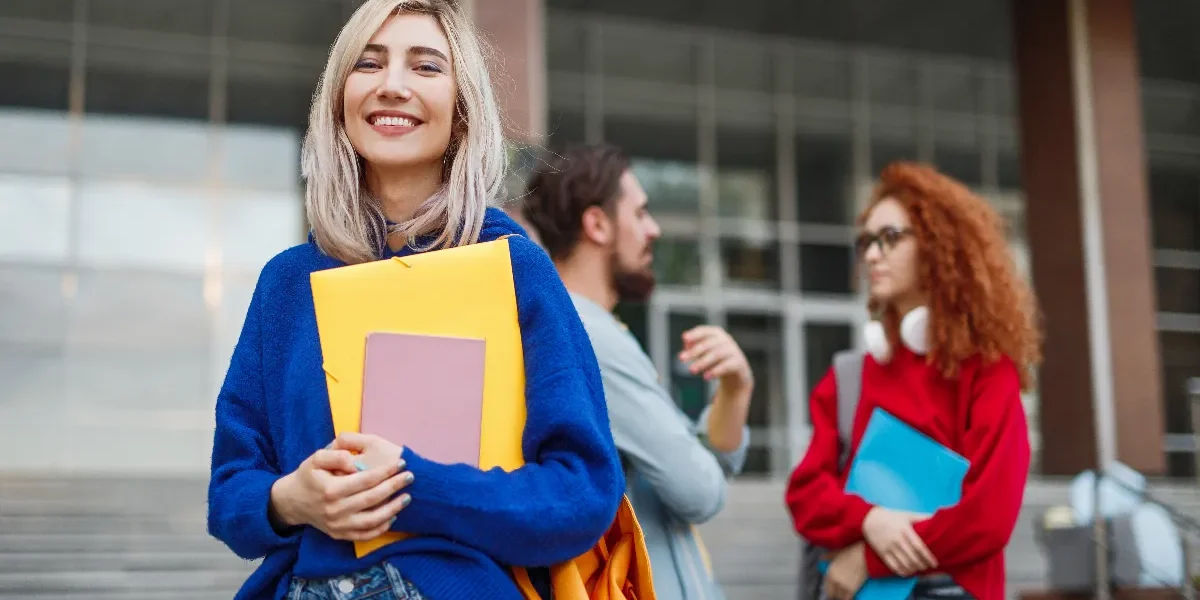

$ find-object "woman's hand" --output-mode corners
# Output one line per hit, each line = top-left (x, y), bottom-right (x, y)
(862, 507), (937, 576)
(823, 542), (869, 600)
(269, 442), (413, 541)
(330, 432), (405, 472)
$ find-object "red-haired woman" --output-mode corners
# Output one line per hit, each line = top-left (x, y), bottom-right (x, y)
(786, 162), (1041, 600)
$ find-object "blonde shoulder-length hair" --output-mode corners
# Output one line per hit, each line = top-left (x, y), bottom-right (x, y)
(302, 0), (506, 265)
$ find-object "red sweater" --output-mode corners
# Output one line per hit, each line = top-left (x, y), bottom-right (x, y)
(785, 346), (1030, 600)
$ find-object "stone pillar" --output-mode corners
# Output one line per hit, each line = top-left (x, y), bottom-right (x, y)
(1012, 0), (1165, 475)
(469, 0), (545, 242)
(470, 0), (546, 143)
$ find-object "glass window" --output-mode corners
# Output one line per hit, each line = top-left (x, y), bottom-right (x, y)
(804, 323), (853, 398)
(800, 244), (854, 295)
(668, 311), (707, 420)
(793, 47), (852, 102)
(85, 43), (211, 121)
(607, 116), (697, 164)
(77, 181), (210, 272)
(628, 157), (701, 217)
(0, 174), (71, 262)
(1156, 267), (1200, 314)
(867, 55), (918, 109)
(998, 152), (1022, 191)
(601, 27), (696, 86)
(546, 13), (586, 73)
(870, 137), (920, 175)
(547, 111), (586, 150)
(796, 133), (853, 224)
(0, 347), (66, 470)
(227, 72), (319, 129)
(935, 143), (984, 189)
(0, 51), (70, 112)
(64, 347), (211, 412)
(229, 0), (343, 47)
(221, 189), (303, 271)
(1149, 165), (1199, 251)
(0, 0), (75, 21)
(1160, 331), (1200, 477)
(81, 115), (210, 184)
(721, 237), (781, 290)
(925, 62), (978, 114)
(654, 237), (702, 287)
(89, 0), (215, 36)
(727, 312), (783, 476)
(713, 36), (774, 93)
(0, 109), (73, 175)
(716, 128), (776, 222)
(66, 270), (209, 352)
(0, 264), (69, 346)
(220, 126), (302, 191)
(614, 302), (648, 352)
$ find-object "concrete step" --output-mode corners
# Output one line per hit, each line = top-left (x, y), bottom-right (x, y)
(0, 533), (225, 554)
(0, 551), (251, 573)
(0, 570), (248, 594)
(0, 513), (206, 536)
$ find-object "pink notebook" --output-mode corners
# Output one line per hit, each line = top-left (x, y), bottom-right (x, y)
(359, 332), (486, 467)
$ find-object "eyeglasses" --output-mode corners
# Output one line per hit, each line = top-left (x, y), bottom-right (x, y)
(854, 226), (913, 258)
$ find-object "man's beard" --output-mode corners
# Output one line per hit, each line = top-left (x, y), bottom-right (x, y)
(611, 249), (656, 304)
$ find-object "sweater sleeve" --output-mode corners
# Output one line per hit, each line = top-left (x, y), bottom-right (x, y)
(206, 273), (298, 560)
(864, 357), (1030, 577)
(785, 368), (873, 549)
(387, 237), (625, 567)
(599, 342), (728, 525)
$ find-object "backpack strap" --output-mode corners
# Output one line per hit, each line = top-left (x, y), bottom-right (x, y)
(831, 350), (865, 472)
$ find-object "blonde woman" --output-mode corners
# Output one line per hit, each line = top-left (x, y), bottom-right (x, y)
(206, 2), (625, 599)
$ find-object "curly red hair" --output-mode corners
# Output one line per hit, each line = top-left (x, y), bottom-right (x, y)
(860, 162), (1042, 391)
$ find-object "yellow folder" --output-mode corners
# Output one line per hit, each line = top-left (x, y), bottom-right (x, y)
(309, 237), (527, 558)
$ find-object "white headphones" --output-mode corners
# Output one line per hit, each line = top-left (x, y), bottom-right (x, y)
(863, 305), (930, 363)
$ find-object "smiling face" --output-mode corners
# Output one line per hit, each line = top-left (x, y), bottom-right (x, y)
(342, 12), (458, 175)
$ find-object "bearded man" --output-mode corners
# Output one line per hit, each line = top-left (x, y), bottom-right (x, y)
(521, 144), (754, 600)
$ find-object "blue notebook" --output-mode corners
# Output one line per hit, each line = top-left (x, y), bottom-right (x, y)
(825, 407), (971, 600)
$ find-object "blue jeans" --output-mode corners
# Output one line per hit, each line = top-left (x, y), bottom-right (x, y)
(287, 563), (426, 600)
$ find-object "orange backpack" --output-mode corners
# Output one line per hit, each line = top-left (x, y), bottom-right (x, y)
(512, 495), (656, 600)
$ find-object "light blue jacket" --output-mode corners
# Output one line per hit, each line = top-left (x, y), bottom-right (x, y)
(571, 293), (749, 600)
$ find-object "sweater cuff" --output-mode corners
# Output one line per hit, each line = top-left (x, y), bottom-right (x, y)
(845, 496), (873, 538)
(248, 471), (301, 547)
(864, 544), (892, 578)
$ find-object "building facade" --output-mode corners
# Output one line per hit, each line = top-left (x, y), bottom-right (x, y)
(0, 0), (1196, 479)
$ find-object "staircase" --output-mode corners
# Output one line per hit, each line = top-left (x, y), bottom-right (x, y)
(0, 476), (253, 599)
(2, 475), (1199, 599)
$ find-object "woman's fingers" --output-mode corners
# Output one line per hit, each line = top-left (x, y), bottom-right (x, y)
(311, 449), (357, 474)
(337, 470), (415, 515)
(904, 529), (937, 569)
(322, 460), (401, 504)
(343, 492), (413, 537)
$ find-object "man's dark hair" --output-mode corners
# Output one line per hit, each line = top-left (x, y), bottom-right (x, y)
(521, 144), (631, 261)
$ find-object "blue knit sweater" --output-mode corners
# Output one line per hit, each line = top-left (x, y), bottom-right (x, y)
(207, 208), (624, 600)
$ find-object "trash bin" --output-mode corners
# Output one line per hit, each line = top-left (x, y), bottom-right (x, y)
(1034, 507), (1142, 592)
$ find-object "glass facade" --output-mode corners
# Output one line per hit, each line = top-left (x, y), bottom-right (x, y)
(544, 10), (1033, 477)
(1143, 86), (1200, 477)
(0, 0), (1195, 478)
(0, 0), (332, 471)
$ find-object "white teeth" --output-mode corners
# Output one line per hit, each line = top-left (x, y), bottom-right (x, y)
(372, 116), (416, 127)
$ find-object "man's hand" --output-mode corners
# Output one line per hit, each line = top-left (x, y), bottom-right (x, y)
(679, 325), (753, 392)
(862, 507), (937, 576)
(823, 542), (869, 600)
